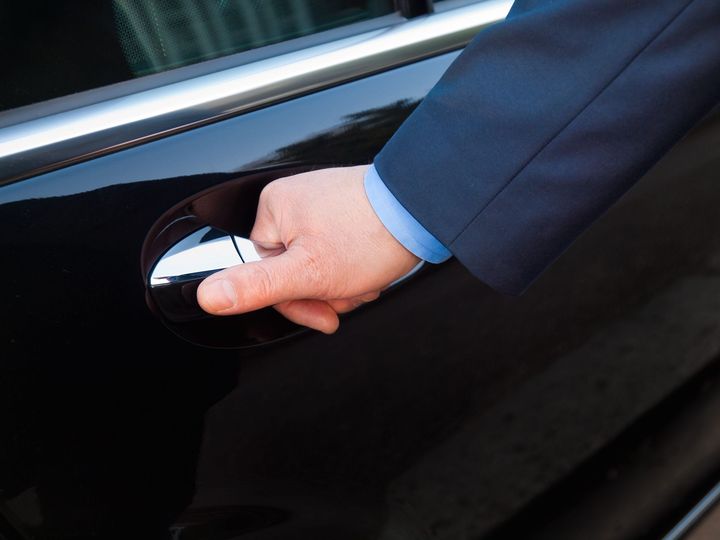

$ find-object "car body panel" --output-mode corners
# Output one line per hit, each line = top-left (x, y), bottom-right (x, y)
(2, 16), (720, 540)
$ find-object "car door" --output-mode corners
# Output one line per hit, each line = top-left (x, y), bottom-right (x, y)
(2, 1), (720, 539)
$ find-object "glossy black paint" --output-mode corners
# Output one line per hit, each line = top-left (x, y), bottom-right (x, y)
(1, 47), (720, 540)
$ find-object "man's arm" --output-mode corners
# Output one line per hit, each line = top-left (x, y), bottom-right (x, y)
(375, 0), (720, 294)
(198, 0), (720, 331)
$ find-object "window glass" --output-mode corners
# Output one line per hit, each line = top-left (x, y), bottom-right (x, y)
(0, 0), (395, 112)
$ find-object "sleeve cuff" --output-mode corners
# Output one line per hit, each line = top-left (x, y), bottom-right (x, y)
(364, 164), (452, 264)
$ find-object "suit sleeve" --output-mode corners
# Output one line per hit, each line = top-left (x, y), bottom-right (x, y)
(374, 0), (720, 295)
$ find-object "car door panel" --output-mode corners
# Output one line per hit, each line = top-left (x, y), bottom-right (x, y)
(2, 7), (720, 540)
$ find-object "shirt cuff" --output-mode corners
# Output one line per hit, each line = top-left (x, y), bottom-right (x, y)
(364, 164), (452, 264)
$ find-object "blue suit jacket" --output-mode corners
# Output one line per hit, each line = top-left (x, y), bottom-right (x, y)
(375, 0), (720, 295)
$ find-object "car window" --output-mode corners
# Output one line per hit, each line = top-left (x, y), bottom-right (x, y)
(0, 0), (395, 113)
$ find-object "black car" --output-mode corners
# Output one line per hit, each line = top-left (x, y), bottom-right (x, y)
(2, 1), (720, 538)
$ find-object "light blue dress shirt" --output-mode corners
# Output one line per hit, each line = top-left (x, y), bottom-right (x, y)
(364, 164), (451, 264)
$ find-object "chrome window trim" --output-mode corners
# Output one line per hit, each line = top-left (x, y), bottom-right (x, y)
(0, 0), (511, 183)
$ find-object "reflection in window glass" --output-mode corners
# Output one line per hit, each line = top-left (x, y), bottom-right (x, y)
(1, 0), (395, 112)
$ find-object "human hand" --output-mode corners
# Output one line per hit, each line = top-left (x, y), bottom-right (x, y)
(196, 165), (420, 334)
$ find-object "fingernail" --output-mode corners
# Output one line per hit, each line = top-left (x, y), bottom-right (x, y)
(201, 279), (237, 311)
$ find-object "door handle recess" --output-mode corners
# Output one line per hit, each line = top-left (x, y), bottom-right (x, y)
(141, 166), (427, 349)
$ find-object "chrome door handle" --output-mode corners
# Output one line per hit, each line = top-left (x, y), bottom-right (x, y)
(149, 226), (263, 323)
(150, 227), (260, 287)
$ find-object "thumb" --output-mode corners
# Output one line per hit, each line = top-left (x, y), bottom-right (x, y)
(197, 246), (319, 315)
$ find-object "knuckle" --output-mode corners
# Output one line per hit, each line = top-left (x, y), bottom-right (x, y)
(258, 179), (287, 209)
(258, 183), (276, 208)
